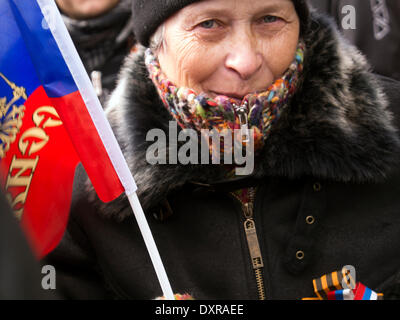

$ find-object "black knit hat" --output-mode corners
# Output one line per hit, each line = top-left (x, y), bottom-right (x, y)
(132, 0), (310, 47)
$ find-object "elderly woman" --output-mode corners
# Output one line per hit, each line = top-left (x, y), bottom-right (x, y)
(47, 0), (400, 300)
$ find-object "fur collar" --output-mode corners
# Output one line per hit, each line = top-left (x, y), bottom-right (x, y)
(99, 13), (400, 219)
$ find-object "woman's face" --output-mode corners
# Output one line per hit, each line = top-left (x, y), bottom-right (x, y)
(157, 0), (300, 101)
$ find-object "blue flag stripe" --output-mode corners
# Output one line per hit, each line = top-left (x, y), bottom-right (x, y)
(2, 0), (77, 98)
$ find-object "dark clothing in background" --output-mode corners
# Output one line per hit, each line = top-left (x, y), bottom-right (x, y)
(0, 191), (56, 299)
(59, 0), (135, 106)
(310, 0), (400, 81)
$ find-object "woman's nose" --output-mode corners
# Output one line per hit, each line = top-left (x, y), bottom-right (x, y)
(224, 35), (263, 80)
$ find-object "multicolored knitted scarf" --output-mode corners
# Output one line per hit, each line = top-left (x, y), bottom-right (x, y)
(145, 42), (305, 156)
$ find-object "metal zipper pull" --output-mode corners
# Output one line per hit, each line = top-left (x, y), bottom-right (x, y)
(244, 219), (264, 269)
(243, 188), (266, 300)
(232, 188), (266, 300)
(234, 102), (250, 143)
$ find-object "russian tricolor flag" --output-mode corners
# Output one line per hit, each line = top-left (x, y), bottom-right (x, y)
(353, 283), (379, 300)
(326, 284), (380, 300)
(0, 0), (174, 299)
(0, 0), (132, 257)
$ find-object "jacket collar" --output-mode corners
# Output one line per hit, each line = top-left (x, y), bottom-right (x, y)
(100, 13), (400, 219)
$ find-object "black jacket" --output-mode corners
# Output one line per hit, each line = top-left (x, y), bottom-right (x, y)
(309, 0), (400, 81)
(45, 13), (400, 300)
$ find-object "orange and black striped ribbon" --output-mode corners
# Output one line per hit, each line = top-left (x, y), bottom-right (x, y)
(312, 268), (356, 299)
(303, 267), (384, 300)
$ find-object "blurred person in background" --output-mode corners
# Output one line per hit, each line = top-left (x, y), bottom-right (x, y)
(56, 0), (135, 105)
(310, 0), (400, 81)
(0, 189), (56, 299)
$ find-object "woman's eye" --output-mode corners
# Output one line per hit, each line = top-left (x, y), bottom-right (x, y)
(263, 15), (279, 23)
(199, 20), (217, 29)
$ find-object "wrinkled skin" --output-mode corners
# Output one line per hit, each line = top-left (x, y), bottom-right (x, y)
(157, 0), (300, 100)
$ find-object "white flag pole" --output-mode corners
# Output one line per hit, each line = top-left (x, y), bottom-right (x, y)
(37, 0), (175, 300)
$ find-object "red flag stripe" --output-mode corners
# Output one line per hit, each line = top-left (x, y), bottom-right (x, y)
(50, 92), (123, 202)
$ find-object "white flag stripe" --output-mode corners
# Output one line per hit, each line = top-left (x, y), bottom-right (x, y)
(370, 291), (378, 300)
(342, 289), (354, 300)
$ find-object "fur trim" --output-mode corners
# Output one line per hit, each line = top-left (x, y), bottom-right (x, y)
(257, 14), (400, 182)
(97, 12), (400, 220)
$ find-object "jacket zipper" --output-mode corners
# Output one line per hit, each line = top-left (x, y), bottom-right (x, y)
(231, 188), (266, 300)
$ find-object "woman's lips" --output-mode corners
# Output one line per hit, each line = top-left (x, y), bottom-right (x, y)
(210, 91), (247, 103)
